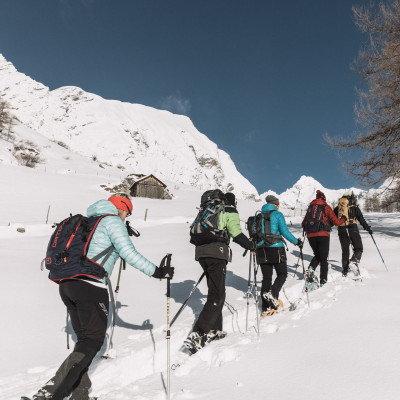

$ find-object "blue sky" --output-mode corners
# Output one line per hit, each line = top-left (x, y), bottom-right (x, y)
(0, 0), (374, 193)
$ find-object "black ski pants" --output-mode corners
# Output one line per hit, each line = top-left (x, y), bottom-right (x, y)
(42, 280), (109, 400)
(308, 236), (330, 283)
(193, 257), (227, 334)
(338, 225), (363, 270)
(257, 245), (288, 309)
(260, 262), (287, 309)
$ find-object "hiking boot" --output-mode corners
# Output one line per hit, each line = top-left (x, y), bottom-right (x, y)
(320, 279), (327, 286)
(33, 389), (53, 400)
(21, 389), (53, 400)
(342, 268), (349, 277)
(262, 291), (279, 310)
(184, 331), (206, 354)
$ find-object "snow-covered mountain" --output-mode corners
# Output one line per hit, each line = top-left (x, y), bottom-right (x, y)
(0, 54), (257, 198)
(261, 175), (366, 210)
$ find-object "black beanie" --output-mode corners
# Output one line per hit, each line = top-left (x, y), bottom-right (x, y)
(225, 192), (236, 206)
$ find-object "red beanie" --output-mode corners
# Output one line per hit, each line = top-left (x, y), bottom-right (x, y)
(108, 196), (133, 214)
(316, 190), (326, 201)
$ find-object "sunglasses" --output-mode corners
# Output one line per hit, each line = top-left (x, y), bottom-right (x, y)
(121, 200), (132, 217)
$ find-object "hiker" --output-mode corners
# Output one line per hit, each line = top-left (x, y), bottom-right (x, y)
(256, 195), (302, 312)
(302, 190), (346, 286)
(27, 194), (174, 400)
(185, 191), (254, 352)
(333, 192), (372, 276)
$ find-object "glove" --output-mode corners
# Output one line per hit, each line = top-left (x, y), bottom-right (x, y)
(296, 239), (303, 249)
(152, 264), (175, 279)
(366, 226), (373, 234)
(341, 215), (347, 222)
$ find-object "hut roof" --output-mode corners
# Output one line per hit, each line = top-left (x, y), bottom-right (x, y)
(129, 174), (167, 189)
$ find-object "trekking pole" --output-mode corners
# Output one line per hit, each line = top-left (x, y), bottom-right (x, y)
(245, 253), (252, 332)
(252, 252), (260, 336)
(300, 248), (310, 308)
(104, 258), (124, 357)
(292, 230), (305, 278)
(66, 310), (70, 350)
(370, 233), (389, 272)
(161, 253), (173, 400)
(170, 272), (205, 327)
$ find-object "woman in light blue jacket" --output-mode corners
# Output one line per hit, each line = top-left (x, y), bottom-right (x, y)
(27, 194), (173, 400)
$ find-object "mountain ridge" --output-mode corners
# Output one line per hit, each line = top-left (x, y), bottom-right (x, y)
(0, 53), (258, 198)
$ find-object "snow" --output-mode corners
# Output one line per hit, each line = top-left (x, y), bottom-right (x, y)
(1, 143), (399, 400)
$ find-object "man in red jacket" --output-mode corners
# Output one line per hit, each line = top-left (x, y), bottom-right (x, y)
(302, 190), (346, 286)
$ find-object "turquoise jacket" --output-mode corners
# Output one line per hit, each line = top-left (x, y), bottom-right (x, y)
(87, 200), (156, 282)
(260, 203), (298, 248)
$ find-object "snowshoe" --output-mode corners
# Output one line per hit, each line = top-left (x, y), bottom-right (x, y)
(21, 389), (52, 400)
(206, 330), (227, 344)
(21, 396), (98, 400)
(261, 299), (284, 319)
(262, 291), (280, 309)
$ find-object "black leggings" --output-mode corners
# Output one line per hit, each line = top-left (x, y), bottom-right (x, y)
(260, 262), (287, 308)
(308, 236), (330, 282)
(338, 225), (363, 269)
(44, 280), (109, 400)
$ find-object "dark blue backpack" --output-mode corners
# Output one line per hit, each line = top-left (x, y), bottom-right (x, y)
(304, 204), (331, 233)
(44, 214), (117, 282)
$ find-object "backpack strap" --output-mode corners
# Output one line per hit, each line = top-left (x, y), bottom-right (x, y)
(91, 245), (114, 264)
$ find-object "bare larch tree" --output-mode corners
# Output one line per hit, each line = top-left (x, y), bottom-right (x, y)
(327, 1), (400, 191)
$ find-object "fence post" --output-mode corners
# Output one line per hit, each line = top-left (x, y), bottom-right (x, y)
(46, 205), (51, 224)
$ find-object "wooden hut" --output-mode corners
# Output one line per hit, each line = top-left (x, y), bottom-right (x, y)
(129, 174), (172, 200)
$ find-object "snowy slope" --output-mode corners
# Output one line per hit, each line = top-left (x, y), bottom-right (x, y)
(0, 147), (399, 400)
(0, 54), (257, 198)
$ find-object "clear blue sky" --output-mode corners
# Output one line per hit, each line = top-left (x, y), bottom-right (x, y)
(0, 0), (375, 193)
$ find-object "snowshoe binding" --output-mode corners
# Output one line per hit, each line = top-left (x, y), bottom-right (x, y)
(184, 331), (207, 354)
(349, 260), (361, 277)
(304, 268), (320, 291)
(261, 292), (284, 318)
(206, 330), (227, 344)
